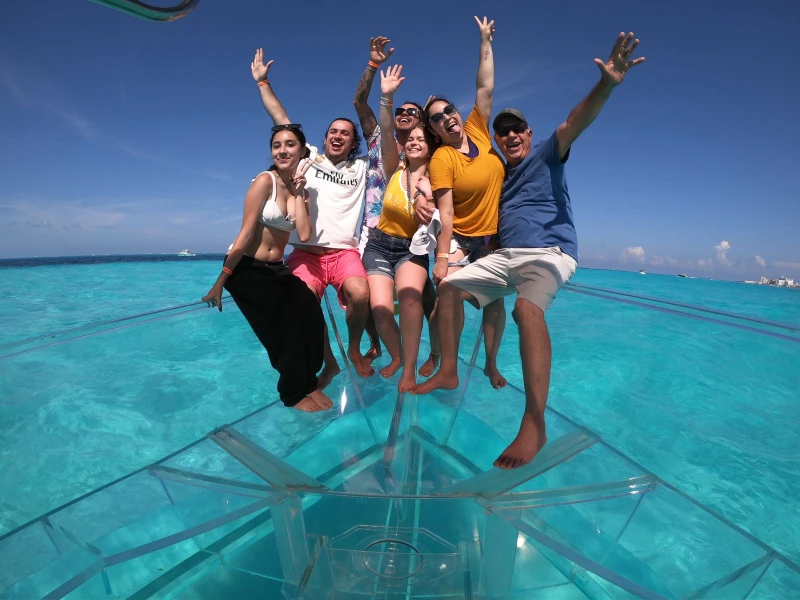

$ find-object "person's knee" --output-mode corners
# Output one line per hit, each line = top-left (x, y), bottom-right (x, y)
(513, 297), (544, 325)
(343, 277), (370, 309)
(372, 303), (395, 324)
(397, 287), (422, 309)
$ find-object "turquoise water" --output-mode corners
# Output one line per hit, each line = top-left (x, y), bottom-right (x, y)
(1, 256), (798, 572)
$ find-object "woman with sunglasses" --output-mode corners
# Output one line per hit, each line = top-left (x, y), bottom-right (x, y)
(360, 65), (440, 392)
(421, 16), (508, 390)
(202, 124), (333, 412)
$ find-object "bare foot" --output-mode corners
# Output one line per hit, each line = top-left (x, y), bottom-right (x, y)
(380, 357), (402, 379)
(418, 352), (440, 377)
(292, 390), (333, 412)
(349, 350), (375, 378)
(411, 369), (459, 394)
(484, 362), (507, 389)
(398, 368), (416, 392)
(493, 412), (547, 469)
(317, 362), (341, 390)
(364, 343), (382, 363)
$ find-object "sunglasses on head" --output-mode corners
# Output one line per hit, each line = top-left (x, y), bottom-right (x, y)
(428, 104), (458, 126)
(495, 123), (528, 137)
(271, 123), (303, 133)
(395, 107), (420, 118)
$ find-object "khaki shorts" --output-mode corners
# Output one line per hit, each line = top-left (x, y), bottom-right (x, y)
(444, 247), (577, 312)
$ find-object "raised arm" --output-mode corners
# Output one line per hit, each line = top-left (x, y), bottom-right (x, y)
(251, 48), (290, 125)
(379, 65), (406, 178)
(474, 16), (496, 125)
(556, 32), (645, 159)
(354, 36), (394, 139)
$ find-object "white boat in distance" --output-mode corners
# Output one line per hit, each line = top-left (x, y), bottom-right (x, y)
(176, 249), (195, 257)
(639, 270), (646, 275)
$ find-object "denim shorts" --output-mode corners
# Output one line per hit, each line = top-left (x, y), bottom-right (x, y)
(450, 233), (499, 267)
(362, 227), (430, 279)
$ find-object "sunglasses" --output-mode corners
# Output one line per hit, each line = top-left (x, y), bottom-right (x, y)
(428, 104), (458, 126)
(271, 123), (303, 133)
(495, 123), (528, 137)
(395, 107), (420, 118)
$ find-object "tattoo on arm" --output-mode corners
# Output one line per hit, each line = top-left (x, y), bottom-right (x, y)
(483, 49), (489, 61)
(354, 67), (378, 136)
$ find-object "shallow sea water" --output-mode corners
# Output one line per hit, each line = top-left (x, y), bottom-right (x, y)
(1, 255), (798, 568)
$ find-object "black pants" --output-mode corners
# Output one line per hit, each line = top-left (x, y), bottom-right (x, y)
(223, 255), (325, 406)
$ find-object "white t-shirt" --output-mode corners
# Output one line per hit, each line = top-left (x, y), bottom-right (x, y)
(289, 143), (368, 250)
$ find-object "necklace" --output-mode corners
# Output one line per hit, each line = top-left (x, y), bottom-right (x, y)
(405, 167), (413, 216)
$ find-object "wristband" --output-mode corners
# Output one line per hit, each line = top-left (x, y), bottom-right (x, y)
(413, 189), (426, 199)
(368, 60), (380, 69)
(257, 80), (269, 87)
(436, 253), (449, 259)
(222, 267), (233, 275)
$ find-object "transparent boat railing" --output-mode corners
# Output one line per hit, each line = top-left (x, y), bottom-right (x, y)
(1, 285), (799, 598)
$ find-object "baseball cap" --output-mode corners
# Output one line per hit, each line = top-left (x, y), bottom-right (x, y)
(492, 108), (528, 130)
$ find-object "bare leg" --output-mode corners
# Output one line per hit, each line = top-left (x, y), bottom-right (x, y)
(368, 274), (402, 379)
(395, 261), (427, 392)
(317, 324), (341, 390)
(341, 276), (375, 377)
(364, 309), (382, 362)
(418, 277), (440, 377)
(494, 298), (550, 469)
(411, 281), (474, 394)
(482, 299), (507, 389)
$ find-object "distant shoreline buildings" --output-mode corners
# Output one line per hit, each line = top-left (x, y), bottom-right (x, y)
(743, 276), (798, 288)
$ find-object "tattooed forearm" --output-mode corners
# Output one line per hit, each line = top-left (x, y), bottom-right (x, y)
(484, 49), (489, 60)
(354, 66), (378, 136)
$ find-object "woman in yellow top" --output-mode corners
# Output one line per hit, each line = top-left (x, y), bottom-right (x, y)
(361, 65), (440, 392)
(422, 15), (508, 389)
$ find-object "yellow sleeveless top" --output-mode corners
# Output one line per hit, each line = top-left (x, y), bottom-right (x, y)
(377, 165), (419, 239)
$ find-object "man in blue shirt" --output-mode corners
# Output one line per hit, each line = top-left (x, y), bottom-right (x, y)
(413, 32), (645, 469)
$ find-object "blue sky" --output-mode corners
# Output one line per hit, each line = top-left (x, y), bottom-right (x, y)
(1, 0), (798, 280)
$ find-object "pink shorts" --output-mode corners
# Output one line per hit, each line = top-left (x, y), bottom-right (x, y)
(286, 248), (367, 308)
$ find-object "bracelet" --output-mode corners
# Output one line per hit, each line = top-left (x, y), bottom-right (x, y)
(257, 80), (269, 87)
(436, 253), (449, 259)
(368, 60), (380, 69)
(380, 99), (393, 107)
(413, 189), (426, 199)
(222, 267), (233, 275)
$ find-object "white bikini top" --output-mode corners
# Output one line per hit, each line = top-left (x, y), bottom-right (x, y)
(254, 170), (296, 232)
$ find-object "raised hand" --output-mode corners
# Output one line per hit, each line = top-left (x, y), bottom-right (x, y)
(380, 65), (405, 96)
(474, 15), (495, 42)
(251, 48), (273, 83)
(370, 36), (395, 65)
(291, 158), (313, 193)
(594, 32), (645, 87)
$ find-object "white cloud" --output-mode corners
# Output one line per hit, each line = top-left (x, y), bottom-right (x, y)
(697, 258), (714, 271)
(651, 255), (664, 266)
(665, 257), (679, 267)
(755, 255), (766, 268)
(620, 246), (646, 264)
(596, 254), (607, 261)
(714, 240), (732, 266)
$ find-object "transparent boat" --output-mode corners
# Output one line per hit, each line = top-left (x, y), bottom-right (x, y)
(1, 281), (799, 599)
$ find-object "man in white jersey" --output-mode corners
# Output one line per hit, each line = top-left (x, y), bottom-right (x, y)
(251, 49), (375, 383)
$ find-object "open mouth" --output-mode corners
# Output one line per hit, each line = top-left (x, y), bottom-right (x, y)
(445, 121), (458, 133)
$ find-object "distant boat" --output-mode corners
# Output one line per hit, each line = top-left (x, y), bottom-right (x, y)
(177, 249), (195, 257)
(677, 273), (688, 278)
(639, 270), (646, 275)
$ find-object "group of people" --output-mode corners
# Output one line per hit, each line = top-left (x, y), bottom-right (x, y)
(203, 18), (645, 468)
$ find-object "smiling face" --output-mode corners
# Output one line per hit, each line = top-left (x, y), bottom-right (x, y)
(426, 100), (463, 147)
(395, 103), (422, 133)
(271, 130), (304, 172)
(324, 119), (357, 164)
(493, 116), (533, 166)
(403, 125), (432, 162)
